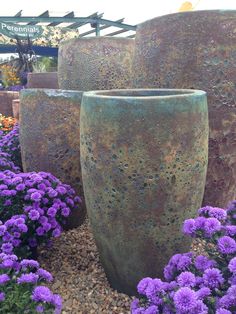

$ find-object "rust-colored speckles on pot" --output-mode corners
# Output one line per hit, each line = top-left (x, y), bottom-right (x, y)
(58, 37), (134, 91)
(133, 10), (236, 207)
(20, 89), (85, 229)
(0, 91), (19, 117)
(80, 89), (208, 295)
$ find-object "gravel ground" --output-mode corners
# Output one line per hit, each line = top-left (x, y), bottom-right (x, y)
(39, 220), (205, 314)
(39, 220), (133, 314)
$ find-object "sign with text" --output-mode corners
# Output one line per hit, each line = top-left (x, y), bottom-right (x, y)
(0, 21), (79, 47)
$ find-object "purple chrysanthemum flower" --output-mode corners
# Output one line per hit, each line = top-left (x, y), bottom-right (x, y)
(31, 286), (53, 302)
(17, 223), (28, 233)
(61, 207), (70, 217)
(203, 268), (224, 289)
(48, 189), (58, 198)
(216, 309), (232, 314)
(224, 225), (236, 236)
(177, 254), (192, 271)
(56, 186), (67, 195)
(0, 274), (10, 284)
(0, 225), (6, 236)
(194, 255), (216, 272)
(36, 305), (44, 313)
(17, 273), (39, 284)
(177, 271), (196, 287)
(174, 287), (197, 312)
(4, 199), (12, 206)
(37, 268), (53, 282)
(20, 259), (39, 269)
(228, 257), (236, 274)
(42, 222), (52, 232)
(1, 242), (13, 254)
(199, 206), (227, 221)
(193, 300), (208, 314)
(36, 227), (45, 236)
(30, 191), (42, 202)
(144, 305), (159, 314)
(47, 207), (57, 217)
(204, 217), (221, 237)
(217, 236), (236, 255)
(52, 294), (63, 310)
(137, 277), (152, 295)
(28, 209), (40, 221)
(131, 299), (140, 312)
(16, 183), (25, 191)
(0, 292), (5, 301)
(52, 228), (61, 238)
(196, 287), (211, 300)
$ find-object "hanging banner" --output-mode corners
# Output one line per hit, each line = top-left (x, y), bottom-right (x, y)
(0, 21), (79, 47)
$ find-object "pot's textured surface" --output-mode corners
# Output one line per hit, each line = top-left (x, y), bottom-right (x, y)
(133, 10), (236, 207)
(12, 99), (20, 121)
(0, 91), (19, 117)
(58, 37), (134, 91)
(27, 72), (59, 89)
(80, 89), (208, 295)
(20, 89), (85, 228)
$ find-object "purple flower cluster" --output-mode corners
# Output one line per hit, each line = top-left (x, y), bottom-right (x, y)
(0, 124), (22, 170)
(132, 202), (236, 313)
(0, 151), (21, 173)
(6, 84), (25, 91)
(0, 253), (62, 313)
(0, 170), (81, 256)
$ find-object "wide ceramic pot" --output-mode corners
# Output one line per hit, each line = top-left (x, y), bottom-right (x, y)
(133, 10), (236, 207)
(0, 91), (19, 116)
(20, 89), (85, 229)
(12, 99), (20, 121)
(80, 89), (208, 294)
(58, 37), (134, 91)
(27, 72), (59, 89)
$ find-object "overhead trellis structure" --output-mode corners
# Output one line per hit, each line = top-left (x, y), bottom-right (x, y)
(0, 11), (136, 56)
(0, 11), (137, 38)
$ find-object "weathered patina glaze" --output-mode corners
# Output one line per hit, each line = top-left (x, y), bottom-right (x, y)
(133, 10), (236, 207)
(0, 91), (19, 117)
(80, 89), (208, 294)
(58, 37), (134, 91)
(27, 72), (59, 89)
(20, 89), (85, 228)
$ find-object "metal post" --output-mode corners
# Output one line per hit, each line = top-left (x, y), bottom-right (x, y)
(96, 23), (100, 36)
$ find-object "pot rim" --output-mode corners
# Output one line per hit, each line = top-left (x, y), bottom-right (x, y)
(83, 88), (206, 100)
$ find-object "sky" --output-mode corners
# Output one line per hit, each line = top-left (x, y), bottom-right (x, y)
(0, 0), (235, 25)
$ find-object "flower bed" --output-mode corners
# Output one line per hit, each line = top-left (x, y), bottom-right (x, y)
(0, 254), (62, 313)
(0, 117), (83, 313)
(132, 203), (236, 313)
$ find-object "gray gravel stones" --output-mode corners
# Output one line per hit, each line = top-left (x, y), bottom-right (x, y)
(39, 220), (133, 313)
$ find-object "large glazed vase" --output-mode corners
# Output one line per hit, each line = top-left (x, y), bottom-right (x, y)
(27, 72), (59, 89)
(133, 10), (236, 207)
(80, 89), (208, 294)
(20, 89), (85, 228)
(0, 91), (19, 116)
(58, 37), (134, 91)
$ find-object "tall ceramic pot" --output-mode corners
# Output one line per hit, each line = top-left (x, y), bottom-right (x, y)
(27, 72), (59, 89)
(20, 89), (85, 229)
(80, 89), (208, 295)
(133, 10), (236, 207)
(58, 37), (134, 91)
(0, 91), (19, 116)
